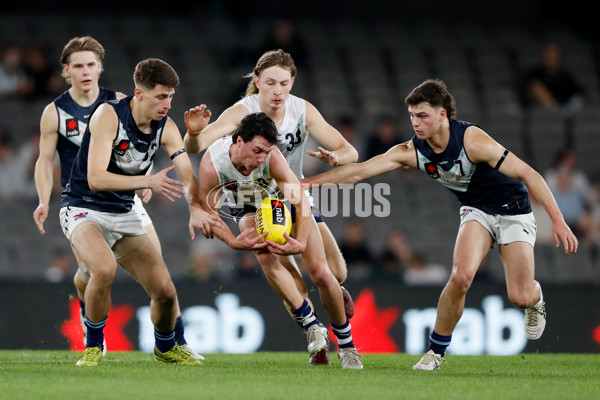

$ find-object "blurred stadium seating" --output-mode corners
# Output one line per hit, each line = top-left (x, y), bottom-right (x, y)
(1, 5), (599, 284)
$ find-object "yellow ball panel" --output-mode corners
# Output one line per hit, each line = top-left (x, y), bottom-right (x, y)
(255, 197), (292, 245)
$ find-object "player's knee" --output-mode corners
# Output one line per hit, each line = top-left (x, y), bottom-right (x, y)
(153, 283), (177, 307)
(309, 266), (334, 288)
(507, 290), (532, 309)
(328, 258), (347, 283)
(334, 268), (347, 284)
(326, 248), (347, 280)
(447, 269), (474, 293)
(255, 252), (277, 270)
(90, 264), (117, 286)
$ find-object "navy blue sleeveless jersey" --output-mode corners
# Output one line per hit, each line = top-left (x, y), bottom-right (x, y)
(412, 119), (531, 215)
(53, 87), (117, 187)
(61, 96), (165, 213)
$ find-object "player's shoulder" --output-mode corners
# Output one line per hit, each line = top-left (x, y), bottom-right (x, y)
(41, 100), (57, 115)
(463, 123), (493, 145)
(381, 140), (417, 167)
(212, 103), (249, 130)
(95, 101), (117, 114)
(199, 148), (219, 181)
(40, 101), (59, 132)
(89, 102), (118, 125)
(228, 100), (252, 116)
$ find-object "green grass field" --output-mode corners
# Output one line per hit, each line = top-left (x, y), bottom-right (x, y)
(0, 351), (598, 400)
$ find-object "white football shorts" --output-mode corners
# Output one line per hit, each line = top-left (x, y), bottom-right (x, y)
(132, 194), (153, 228)
(59, 205), (146, 249)
(459, 206), (536, 248)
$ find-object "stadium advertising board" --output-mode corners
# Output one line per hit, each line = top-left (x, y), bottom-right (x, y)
(1, 281), (598, 354)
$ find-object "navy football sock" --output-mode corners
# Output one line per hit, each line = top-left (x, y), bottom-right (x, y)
(84, 316), (107, 348)
(154, 329), (176, 353)
(174, 316), (187, 346)
(429, 331), (452, 357)
(291, 299), (319, 330)
(79, 299), (86, 317)
(332, 318), (355, 349)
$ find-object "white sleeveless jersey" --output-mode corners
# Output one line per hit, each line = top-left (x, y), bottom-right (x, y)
(207, 136), (279, 206)
(237, 94), (307, 179)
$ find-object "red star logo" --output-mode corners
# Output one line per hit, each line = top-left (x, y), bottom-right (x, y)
(60, 298), (135, 351)
(427, 164), (437, 173)
(66, 119), (78, 131)
(328, 288), (400, 352)
(593, 325), (600, 346)
(119, 141), (129, 150)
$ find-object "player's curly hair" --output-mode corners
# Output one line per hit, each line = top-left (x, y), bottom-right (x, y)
(232, 112), (277, 144)
(60, 36), (105, 83)
(133, 58), (179, 91)
(405, 79), (457, 119)
(244, 49), (297, 97)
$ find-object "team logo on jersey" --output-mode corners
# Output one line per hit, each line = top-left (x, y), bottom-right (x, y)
(65, 118), (79, 137)
(223, 181), (237, 191)
(424, 162), (440, 179)
(113, 139), (130, 156)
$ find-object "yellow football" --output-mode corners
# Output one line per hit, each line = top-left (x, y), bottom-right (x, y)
(255, 197), (292, 245)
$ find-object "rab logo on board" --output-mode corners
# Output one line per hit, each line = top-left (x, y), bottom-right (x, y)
(113, 140), (130, 156)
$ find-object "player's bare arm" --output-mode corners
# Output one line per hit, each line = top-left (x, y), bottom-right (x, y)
(184, 103), (248, 154)
(138, 162), (154, 204)
(33, 102), (60, 235)
(86, 103), (184, 198)
(465, 125), (578, 254)
(162, 117), (226, 239)
(304, 101), (358, 166)
(303, 140), (416, 187)
(266, 148), (309, 256)
(197, 152), (267, 249)
(182, 104), (211, 154)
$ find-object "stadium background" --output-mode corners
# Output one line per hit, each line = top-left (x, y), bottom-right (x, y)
(1, 1), (599, 354)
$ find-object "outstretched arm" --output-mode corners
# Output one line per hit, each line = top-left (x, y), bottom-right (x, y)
(183, 103), (249, 154)
(86, 107), (188, 199)
(465, 125), (578, 254)
(266, 148), (310, 255)
(305, 101), (358, 166)
(302, 140), (415, 187)
(87, 104), (161, 192)
(161, 118), (226, 239)
(197, 152), (267, 249)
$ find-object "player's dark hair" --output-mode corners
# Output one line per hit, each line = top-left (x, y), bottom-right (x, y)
(232, 112), (277, 144)
(60, 36), (105, 83)
(244, 49), (297, 97)
(405, 79), (457, 119)
(133, 58), (179, 90)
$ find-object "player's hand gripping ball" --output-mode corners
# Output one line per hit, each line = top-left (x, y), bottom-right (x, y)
(255, 197), (292, 245)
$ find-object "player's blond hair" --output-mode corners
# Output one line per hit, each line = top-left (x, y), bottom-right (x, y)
(60, 36), (105, 84)
(244, 49), (297, 97)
